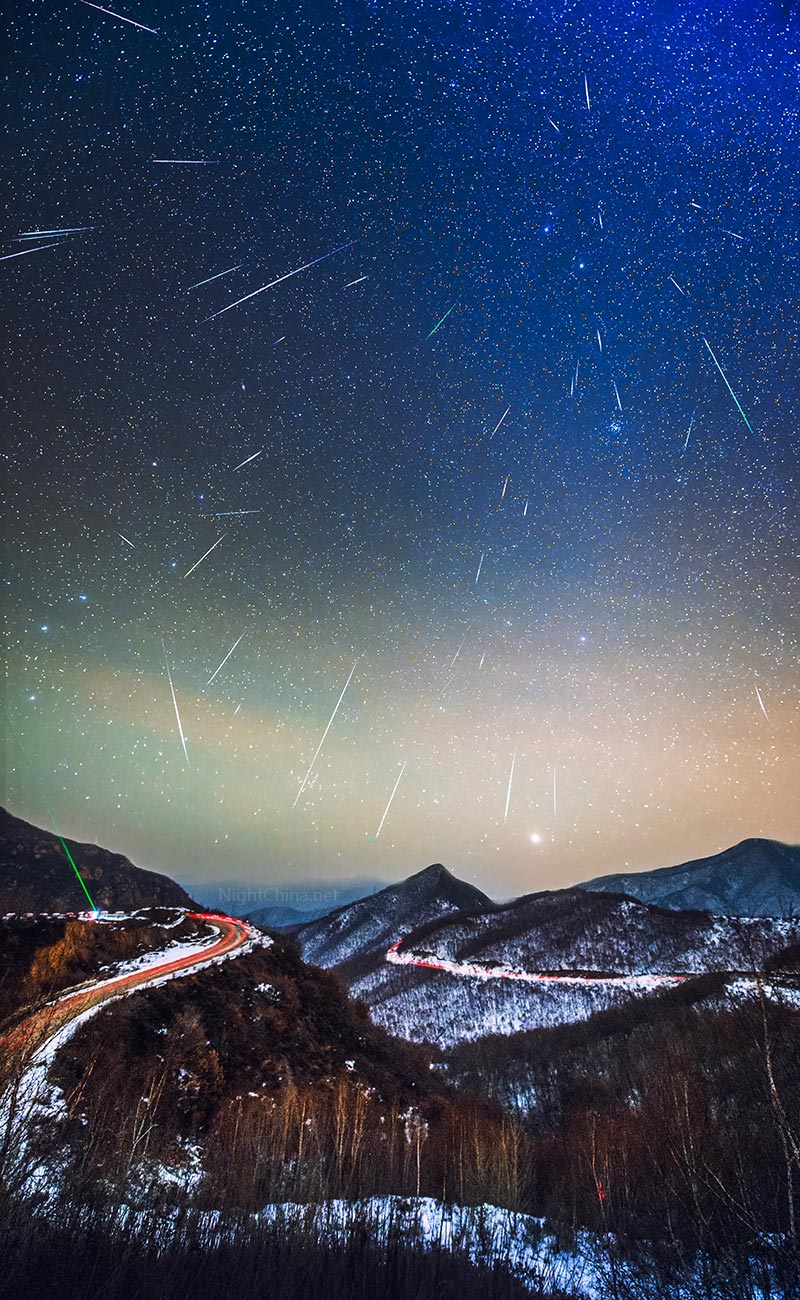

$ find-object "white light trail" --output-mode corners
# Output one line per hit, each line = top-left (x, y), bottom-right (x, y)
(206, 632), (246, 687)
(504, 748), (517, 824)
(205, 241), (356, 321)
(0, 242), (61, 262)
(375, 761), (407, 839)
(475, 549), (485, 584)
(183, 534), (225, 578)
(292, 659), (359, 809)
(489, 405), (511, 440)
(231, 449), (263, 472)
(80, 1), (158, 33)
(162, 640), (190, 768)
(754, 682), (769, 721)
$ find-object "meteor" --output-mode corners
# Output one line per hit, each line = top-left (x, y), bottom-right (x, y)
(345, 275), (368, 287)
(547, 118), (561, 133)
(754, 682), (769, 721)
(117, 532), (136, 547)
(702, 337), (755, 437)
(489, 405), (510, 440)
(152, 158), (218, 165)
(205, 631), (245, 686)
(183, 534), (225, 578)
(232, 450), (263, 471)
(501, 474), (510, 500)
(553, 764), (557, 818)
(504, 748), (517, 824)
(186, 263), (243, 290)
(162, 639), (190, 768)
(375, 761), (407, 839)
(80, 1), (158, 33)
(584, 74), (591, 110)
(669, 274), (687, 297)
(523, 497), (529, 517)
(596, 328), (603, 353)
(292, 659), (359, 809)
(426, 301), (458, 339)
(475, 549), (486, 584)
(612, 379), (623, 411)
(16, 227), (93, 239)
(682, 412), (695, 454)
(205, 241), (356, 321)
(449, 636), (466, 669)
(201, 509), (262, 517)
(0, 242), (61, 262)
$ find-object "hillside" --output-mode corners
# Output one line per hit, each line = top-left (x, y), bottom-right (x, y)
(294, 863), (492, 969)
(0, 808), (197, 914)
(329, 886), (799, 1048)
(580, 838), (800, 916)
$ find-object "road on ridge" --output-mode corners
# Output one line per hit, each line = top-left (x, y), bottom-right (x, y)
(1, 913), (253, 1067)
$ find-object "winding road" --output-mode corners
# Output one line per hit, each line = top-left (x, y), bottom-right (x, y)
(1, 912), (254, 1066)
(386, 940), (688, 989)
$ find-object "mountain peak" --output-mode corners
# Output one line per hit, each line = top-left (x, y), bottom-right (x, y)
(580, 837), (800, 917)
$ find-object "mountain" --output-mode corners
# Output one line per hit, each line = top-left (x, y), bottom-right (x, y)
(293, 862), (492, 969)
(0, 807), (197, 913)
(182, 875), (384, 922)
(580, 838), (800, 917)
(313, 883), (799, 1049)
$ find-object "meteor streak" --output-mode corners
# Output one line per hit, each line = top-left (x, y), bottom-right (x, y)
(345, 275), (368, 287)
(117, 532), (135, 547)
(18, 227), (93, 236)
(669, 274), (687, 297)
(292, 658), (359, 809)
(0, 242), (61, 262)
(682, 412), (695, 454)
(232, 450), (263, 471)
(449, 637), (466, 670)
(475, 549), (486, 584)
(612, 379), (623, 411)
(547, 118), (561, 133)
(375, 761), (407, 839)
(489, 405), (510, 439)
(501, 475), (510, 500)
(152, 158), (218, 164)
(80, 1), (158, 33)
(205, 241), (356, 321)
(553, 764), (557, 818)
(201, 509), (262, 517)
(426, 301), (458, 339)
(754, 682), (769, 721)
(584, 74), (591, 110)
(162, 639), (190, 768)
(596, 328), (603, 353)
(702, 337), (755, 437)
(504, 748), (517, 823)
(206, 632), (246, 686)
(186, 263), (243, 290)
(183, 534), (225, 578)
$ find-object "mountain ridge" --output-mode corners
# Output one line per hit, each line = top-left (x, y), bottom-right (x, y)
(579, 837), (800, 917)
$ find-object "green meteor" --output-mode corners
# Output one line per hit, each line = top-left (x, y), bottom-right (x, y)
(2, 709), (98, 911)
(426, 301), (459, 339)
(702, 337), (755, 438)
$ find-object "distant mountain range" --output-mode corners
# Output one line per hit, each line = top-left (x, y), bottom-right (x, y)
(292, 857), (799, 1048)
(0, 808), (197, 913)
(580, 838), (800, 917)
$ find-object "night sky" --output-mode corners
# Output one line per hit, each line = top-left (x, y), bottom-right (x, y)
(3, 0), (798, 898)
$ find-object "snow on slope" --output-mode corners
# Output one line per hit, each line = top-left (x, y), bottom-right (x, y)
(295, 863), (491, 968)
(580, 838), (800, 917)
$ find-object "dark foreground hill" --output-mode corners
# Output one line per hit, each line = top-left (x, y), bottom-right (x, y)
(0, 807), (197, 913)
(580, 837), (800, 917)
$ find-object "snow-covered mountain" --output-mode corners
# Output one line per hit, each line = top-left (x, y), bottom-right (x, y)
(293, 862), (491, 969)
(296, 869), (799, 1049)
(580, 838), (800, 917)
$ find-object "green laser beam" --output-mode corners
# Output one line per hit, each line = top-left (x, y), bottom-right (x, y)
(2, 708), (98, 911)
(702, 337), (755, 438)
(426, 301), (458, 339)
